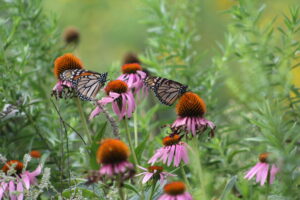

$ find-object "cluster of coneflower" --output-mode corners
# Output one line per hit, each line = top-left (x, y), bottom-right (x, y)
(50, 52), (216, 199)
(0, 52), (280, 199)
(50, 53), (280, 199)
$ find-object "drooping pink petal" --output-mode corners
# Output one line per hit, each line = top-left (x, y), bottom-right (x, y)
(28, 165), (42, 180)
(258, 163), (269, 186)
(0, 182), (8, 199)
(99, 97), (115, 105)
(21, 174), (30, 190)
(191, 117), (196, 136)
(127, 74), (134, 87)
(167, 145), (176, 166)
(135, 172), (148, 177)
(109, 92), (121, 99)
(89, 107), (102, 120)
(181, 144), (189, 164)
(125, 93), (134, 117)
(112, 102), (122, 120)
(142, 173), (154, 184)
(137, 166), (147, 171)
(137, 70), (146, 79)
(255, 163), (268, 184)
(159, 173), (165, 185)
(244, 162), (264, 180)
(183, 192), (193, 200)
(9, 181), (16, 200)
(269, 165), (279, 184)
(161, 147), (171, 164)
(16, 181), (23, 200)
(148, 148), (164, 165)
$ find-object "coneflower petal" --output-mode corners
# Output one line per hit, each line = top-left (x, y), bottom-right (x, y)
(9, 181), (16, 200)
(259, 164), (269, 186)
(142, 173), (153, 184)
(17, 181), (23, 200)
(167, 145), (176, 166)
(0, 182), (8, 199)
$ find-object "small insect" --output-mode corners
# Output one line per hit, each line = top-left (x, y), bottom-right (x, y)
(144, 76), (188, 106)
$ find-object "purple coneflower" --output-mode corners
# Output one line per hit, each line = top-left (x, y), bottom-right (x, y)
(136, 165), (176, 184)
(97, 139), (135, 181)
(172, 92), (215, 137)
(0, 160), (42, 200)
(52, 53), (83, 98)
(158, 181), (193, 200)
(244, 153), (280, 186)
(117, 63), (147, 95)
(89, 80), (135, 120)
(148, 134), (188, 167)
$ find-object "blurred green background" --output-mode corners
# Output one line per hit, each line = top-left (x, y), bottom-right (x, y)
(43, 0), (300, 85)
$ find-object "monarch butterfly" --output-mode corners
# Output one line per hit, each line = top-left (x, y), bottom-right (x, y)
(75, 72), (108, 101)
(59, 69), (88, 84)
(144, 76), (188, 106)
(60, 69), (108, 101)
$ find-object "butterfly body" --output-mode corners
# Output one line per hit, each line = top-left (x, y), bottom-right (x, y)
(144, 76), (188, 106)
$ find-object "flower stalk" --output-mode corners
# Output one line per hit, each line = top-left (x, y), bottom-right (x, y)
(95, 101), (120, 139)
(124, 118), (139, 167)
(75, 97), (92, 144)
(134, 109), (138, 147)
(149, 180), (157, 200)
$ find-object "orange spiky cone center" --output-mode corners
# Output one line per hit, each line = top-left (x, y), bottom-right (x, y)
(2, 160), (24, 174)
(104, 80), (128, 95)
(96, 139), (130, 164)
(164, 181), (186, 195)
(54, 53), (83, 79)
(121, 63), (142, 74)
(162, 134), (181, 146)
(148, 166), (163, 173)
(30, 150), (41, 158)
(259, 152), (270, 163)
(176, 92), (206, 117)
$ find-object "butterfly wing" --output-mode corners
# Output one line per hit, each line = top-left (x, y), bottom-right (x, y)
(60, 69), (87, 84)
(144, 76), (188, 106)
(75, 72), (108, 101)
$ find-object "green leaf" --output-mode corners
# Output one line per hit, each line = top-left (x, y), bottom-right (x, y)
(123, 183), (142, 197)
(220, 176), (237, 200)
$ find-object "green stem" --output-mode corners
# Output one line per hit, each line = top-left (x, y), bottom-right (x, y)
(75, 98), (92, 144)
(124, 118), (139, 166)
(134, 110), (138, 147)
(149, 180), (157, 200)
(191, 139), (208, 200)
(118, 177), (125, 200)
(180, 163), (190, 189)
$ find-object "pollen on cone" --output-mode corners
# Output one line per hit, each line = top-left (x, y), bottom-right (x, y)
(2, 160), (24, 174)
(54, 53), (83, 78)
(148, 166), (163, 173)
(96, 139), (130, 164)
(164, 181), (186, 195)
(176, 92), (206, 117)
(30, 150), (41, 158)
(162, 134), (181, 146)
(105, 80), (128, 95)
(259, 152), (270, 163)
(121, 63), (142, 74)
